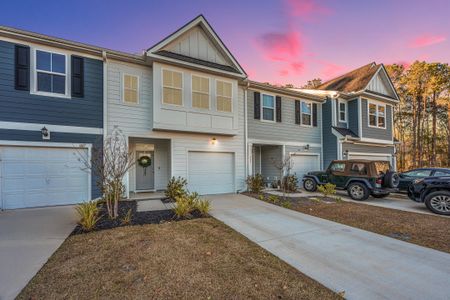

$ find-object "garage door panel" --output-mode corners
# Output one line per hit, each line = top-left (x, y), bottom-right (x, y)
(188, 151), (234, 195)
(1, 146), (89, 209)
(291, 155), (320, 181)
(348, 154), (391, 161)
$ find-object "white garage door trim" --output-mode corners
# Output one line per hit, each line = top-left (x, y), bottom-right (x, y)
(348, 152), (392, 160)
(0, 140), (92, 210)
(289, 152), (321, 179)
(187, 150), (235, 195)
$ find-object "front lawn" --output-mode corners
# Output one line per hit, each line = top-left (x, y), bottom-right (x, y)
(245, 192), (450, 254)
(18, 218), (339, 299)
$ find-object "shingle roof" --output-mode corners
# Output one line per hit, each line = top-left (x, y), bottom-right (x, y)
(332, 126), (359, 138)
(317, 62), (381, 93)
(155, 50), (240, 74)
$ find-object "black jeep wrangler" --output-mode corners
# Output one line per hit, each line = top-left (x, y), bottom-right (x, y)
(302, 160), (400, 201)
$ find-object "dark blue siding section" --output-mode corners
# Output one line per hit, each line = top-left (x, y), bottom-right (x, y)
(322, 99), (337, 168)
(348, 99), (359, 135)
(0, 41), (103, 128)
(0, 129), (102, 198)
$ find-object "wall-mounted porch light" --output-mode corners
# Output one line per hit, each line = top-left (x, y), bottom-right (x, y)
(41, 127), (50, 140)
(210, 137), (217, 145)
(344, 149), (349, 158)
(304, 144), (310, 151)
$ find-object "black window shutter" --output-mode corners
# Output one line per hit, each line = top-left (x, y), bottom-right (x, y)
(312, 103), (318, 127)
(71, 56), (84, 97)
(295, 100), (300, 124)
(254, 92), (261, 119)
(15, 45), (30, 91)
(276, 96), (282, 122)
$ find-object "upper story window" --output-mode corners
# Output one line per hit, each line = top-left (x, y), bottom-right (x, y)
(262, 94), (275, 121)
(216, 80), (232, 112)
(192, 75), (210, 109)
(35, 50), (67, 95)
(368, 102), (386, 129)
(301, 101), (312, 126)
(162, 69), (182, 105)
(339, 100), (347, 122)
(123, 74), (139, 104)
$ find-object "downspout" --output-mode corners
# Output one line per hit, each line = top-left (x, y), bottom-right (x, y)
(244, 80), (249, 182)
(102, 51), (108, 140)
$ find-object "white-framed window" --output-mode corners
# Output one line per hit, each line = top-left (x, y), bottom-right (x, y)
(33, 49), (68, 96)
(216, 80), (232, 112)
(301, 101), (312, 126)
(191, 75), (210, 109)
(122, 74), (139, 104)
(261, 94), (275, 121)
(368, 102), (386, 128)
(339, 100), (347, 122)
(162, 69), (183, 106)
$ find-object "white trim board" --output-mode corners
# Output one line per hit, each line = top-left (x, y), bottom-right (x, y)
(0, 121), (103, 135)
(248, 139), (321, 148)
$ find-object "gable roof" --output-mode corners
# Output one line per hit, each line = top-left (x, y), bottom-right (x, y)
(146, 15), (246, 78)
(317, 62), (380, 93)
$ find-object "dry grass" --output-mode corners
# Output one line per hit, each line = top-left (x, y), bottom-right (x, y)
(18, 218), (339, 300)
(247, 192), (450, 254)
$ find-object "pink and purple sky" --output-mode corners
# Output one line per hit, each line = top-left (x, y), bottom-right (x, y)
(2, 0), (449, 86)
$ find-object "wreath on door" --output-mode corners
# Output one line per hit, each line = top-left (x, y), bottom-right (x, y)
(138, 155), (152, 175)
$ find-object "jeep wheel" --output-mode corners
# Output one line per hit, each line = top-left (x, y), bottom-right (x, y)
(372, 193), (390, 198)
(424, 191), (450, 216)
(303, 178), (317, 192)
(347, 183), (370, 201)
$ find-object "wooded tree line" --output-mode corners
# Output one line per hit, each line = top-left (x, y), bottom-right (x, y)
(386, 62), (450, 171)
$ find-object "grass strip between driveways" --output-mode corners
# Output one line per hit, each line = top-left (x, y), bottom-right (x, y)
(245, 192), (450, 254)
(18, 218), (340, 300)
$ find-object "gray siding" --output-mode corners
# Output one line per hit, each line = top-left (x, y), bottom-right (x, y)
(0, 129), (102, 198)
(322, 99), (337, 168)
(336, 100), (347, 128)
(348, 99), (359, 135)
(0, 41), (103, 128)
(260, 145), (282, 182)
(247, 90), (321, 144)
(361, 98), (393, 140)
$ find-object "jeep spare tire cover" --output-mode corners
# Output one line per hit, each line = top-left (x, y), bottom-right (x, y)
(383, 171), (400, 188)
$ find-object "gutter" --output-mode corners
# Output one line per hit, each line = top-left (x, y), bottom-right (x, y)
(243, 80), (249, 180)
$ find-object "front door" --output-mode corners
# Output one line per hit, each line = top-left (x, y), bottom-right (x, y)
(136, 151), (154, 190)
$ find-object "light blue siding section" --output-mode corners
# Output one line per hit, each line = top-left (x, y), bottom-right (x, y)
(348, 99), (359, 135)
(361, 98), (393, 140)
(322, 99), (337, 168)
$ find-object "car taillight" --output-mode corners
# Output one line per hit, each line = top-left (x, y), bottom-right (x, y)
(376, 178), (383, 185)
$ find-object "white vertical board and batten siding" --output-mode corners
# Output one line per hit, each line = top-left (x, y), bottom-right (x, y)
(165, 26), (229, 66)
(366, 72), (396, 98)
(106, 60), (245, 193)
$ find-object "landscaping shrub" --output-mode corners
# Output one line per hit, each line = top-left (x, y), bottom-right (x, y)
(75, 200), (101, 231)
(281, 201), (292, 208)
(173, 197), (193, 218)
(246, 174), (264, 193)
(165, 177), (188, 200)
(121, 208), (133, 225)
(282, 174), (298, 192)
(318, 183), (337, 197)
(195, 199), (211, 216)
(268, 195), (279, 204)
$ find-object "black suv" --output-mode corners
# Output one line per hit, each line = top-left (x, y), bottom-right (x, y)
(408, 176), (450, 215)
(302, 160), (400, 201)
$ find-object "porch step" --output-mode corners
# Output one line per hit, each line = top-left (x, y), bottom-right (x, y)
(136, 199), (175, 212)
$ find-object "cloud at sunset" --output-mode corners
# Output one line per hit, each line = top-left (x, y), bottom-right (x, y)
(256, 31), (302, 62)
(410, 34), (446, 48)
(320, 62), (346, 80)
(285, 0), (331, 19)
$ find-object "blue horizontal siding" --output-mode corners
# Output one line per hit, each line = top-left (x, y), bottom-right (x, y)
(0, 41), (103, 128)
(0, 129), (103, 199)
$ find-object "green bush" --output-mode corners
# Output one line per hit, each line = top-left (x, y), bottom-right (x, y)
(317, 183), (336, 197)
(282, 174), (298, 192)
(268, 195), (279, 204)
(246, 174), (264, 193)
(258, 194), (265, 201)
(75, 200), (101, 231)
(173, 197), (193, 218)
(281, 201), (292, 209)
(121, 208), (133, 225)
(165, 177), (188, 200)
(195, 199), (211, 216)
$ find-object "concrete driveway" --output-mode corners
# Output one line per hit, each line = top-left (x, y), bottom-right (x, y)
(0, 206), (76, 300)
(209, 194), (450, 300)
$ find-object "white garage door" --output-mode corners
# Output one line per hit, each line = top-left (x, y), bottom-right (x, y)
(291, 154), (320, 181)
(348, 153), (391, 162)
(188, 151), (234, 195)
(0, 146), (89, 209)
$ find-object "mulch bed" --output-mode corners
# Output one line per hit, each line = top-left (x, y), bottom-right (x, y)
(244, 192), (450, 254)
(72, 200), (204, 235)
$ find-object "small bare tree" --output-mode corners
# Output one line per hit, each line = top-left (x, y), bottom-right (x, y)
(271, 156), (293, 190)
(78, 127), (135, 219)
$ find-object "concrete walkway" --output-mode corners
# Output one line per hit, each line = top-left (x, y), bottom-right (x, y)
(208, 194), (450, 300)
(0, 206), (77, 300)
